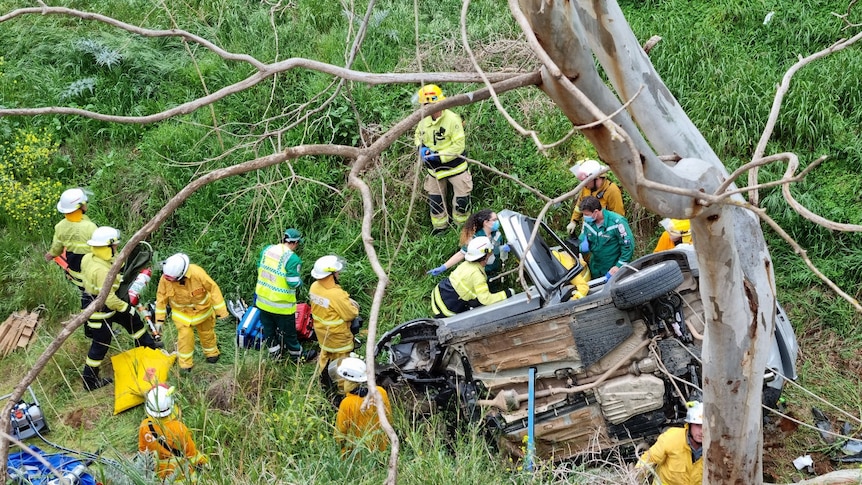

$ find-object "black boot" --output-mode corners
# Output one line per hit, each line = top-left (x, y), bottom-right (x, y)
(82, 366), (112, 391)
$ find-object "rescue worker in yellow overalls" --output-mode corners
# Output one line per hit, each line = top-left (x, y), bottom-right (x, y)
(44, 188), (97, 306)
(636, 401), (705, 485)
(138, 384), (208, 483)
(309, 255), (360, 402)
(414, 84), (471, 234)
(155, 253), (228, 373)
(551, 247), (592, 301)
(335, 357), (392, 454)
(80, 226), (158, 391)
(653, 218), (693, 253)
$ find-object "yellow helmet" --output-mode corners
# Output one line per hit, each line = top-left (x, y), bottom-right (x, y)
(417, 84), (445, 104)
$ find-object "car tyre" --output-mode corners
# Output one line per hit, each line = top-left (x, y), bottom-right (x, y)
(610, 261), (684, 310)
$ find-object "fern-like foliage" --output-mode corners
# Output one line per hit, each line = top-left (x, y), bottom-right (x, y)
(60, 77), (97, 100)
(75, 38), (123, 68)
(98, 452), (158, 485)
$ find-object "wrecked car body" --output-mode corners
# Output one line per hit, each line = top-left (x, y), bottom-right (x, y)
(375, 210), (798, 461)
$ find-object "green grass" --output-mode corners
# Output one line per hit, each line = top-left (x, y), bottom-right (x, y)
(2, 0), (862, 481)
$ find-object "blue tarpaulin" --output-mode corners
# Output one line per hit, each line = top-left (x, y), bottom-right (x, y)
(6, 445), (97, 485)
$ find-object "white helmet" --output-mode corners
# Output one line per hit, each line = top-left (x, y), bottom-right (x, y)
(575, 159), (606, 181)
(57, 188), (88, 213)
(163, 253), (190, 280)
(465, 236), (493, 262)
(337, 357), (368, 383)
(145, 385), (175, 418)
(311, 255), (345, 280)
(87, 226), (121, 247)
(685, 401), (704, 424)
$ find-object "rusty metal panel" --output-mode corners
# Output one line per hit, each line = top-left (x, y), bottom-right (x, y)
(499, 404), (610, 461)
(463, 315), (577, 373)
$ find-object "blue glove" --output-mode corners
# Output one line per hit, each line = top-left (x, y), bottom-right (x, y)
(419, 146), (430, 159)
(427, 265), (447, 276)
(605, 271), (613, 281)
(579, 238), (590, 253)
(500, 244), (510, 253)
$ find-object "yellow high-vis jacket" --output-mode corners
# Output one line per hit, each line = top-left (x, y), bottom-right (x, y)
(155, 264), (228, 326)
(636, 425), (703, 485)
(309, 276), (359, 354)
(336, 386), (392, 452)
(81, 253), (129, 314)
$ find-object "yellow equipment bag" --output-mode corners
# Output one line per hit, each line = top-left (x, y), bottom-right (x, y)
(111, 347), (176, 415)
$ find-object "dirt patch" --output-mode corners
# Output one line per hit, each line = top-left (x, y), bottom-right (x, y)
(62, 406), (104, 431)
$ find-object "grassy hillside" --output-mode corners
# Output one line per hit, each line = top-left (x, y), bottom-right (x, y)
(1, 0), (861, 482)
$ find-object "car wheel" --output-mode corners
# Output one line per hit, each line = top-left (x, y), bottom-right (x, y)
(610, 261), (684, 310)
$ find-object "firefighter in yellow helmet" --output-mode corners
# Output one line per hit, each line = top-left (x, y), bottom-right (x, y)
(138, 384), (209, 482)
(44, 188), (98, 305)
(309, 255), (360, 402)
(335, 357), (392, 454)
(80, 226), (158, 391)
(636, 401), (704, 485)
(653, 218), (693, 253)
(414, 84), (472, 234)
(155, 253), (229, 373)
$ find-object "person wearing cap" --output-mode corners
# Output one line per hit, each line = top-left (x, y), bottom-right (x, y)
(44, 188), (98, 303)
(413, 84), (472, 234)
(155, 253), (229, 373)
(335, 357), (392, 453)
(431, 236), (514, 318)
(577, 196), (635, 280)
(566, 159), (625, 236)
(653, 218), (693, 253)
(138, 384), (209, 481)
(309, 255), (360, 400)
(80, 226), (158, 391)
(636, 401), (704, 484)
(254, 228), (316, 363)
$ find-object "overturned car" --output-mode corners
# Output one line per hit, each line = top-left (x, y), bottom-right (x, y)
(375, 210), (798, 461)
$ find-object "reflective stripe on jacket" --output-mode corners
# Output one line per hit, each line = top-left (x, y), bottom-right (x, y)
(81, 253), (129, 313)
(309, 276), (358, 353)
(254, 244), (301, 315)
(155, 264), (228, 326)
(432, 260), (507, 317)
(636, 424), (703, 485)
(414, 109), (467, 179)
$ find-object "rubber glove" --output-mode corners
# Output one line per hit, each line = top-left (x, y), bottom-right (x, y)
(605, 271), (613, 281)
(500, 244), (510, 253)
(427, 265), (447, 276)
(566, 221), (577, 235)
(579, 238), (590, 254)
(419, 146), (430, 159)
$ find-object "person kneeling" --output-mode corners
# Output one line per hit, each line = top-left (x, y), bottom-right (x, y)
(431, 236), (513, 318)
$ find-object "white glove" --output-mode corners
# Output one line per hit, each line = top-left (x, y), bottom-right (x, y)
(566, 221), (577, 235)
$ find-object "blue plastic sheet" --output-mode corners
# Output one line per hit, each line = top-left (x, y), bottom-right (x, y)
(7, 445), (97, 485)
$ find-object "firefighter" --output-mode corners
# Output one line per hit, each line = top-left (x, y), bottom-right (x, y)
(44, 188), (98, 305)
(335, 357), (392, 453)
(653, 218), (693, 253)
(138, 384), (208, 482)
(431, 236), (514, 318)
(551, 247), (591, 301)
(566, 159), (625, 236)
(309, 255), (360, 401)
(636, 401), (704, 485)
(254, 228), (316, 363)
(155, 253), (228, 373)
(80, 226), (158, 391)
(414, 84), (471, 234)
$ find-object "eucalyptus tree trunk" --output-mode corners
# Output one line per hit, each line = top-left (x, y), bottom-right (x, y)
(516, 1), (776, 483)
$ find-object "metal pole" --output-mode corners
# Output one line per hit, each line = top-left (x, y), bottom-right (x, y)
(526, 366), (536, 471)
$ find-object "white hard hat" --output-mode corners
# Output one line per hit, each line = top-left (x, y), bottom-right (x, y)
(57, 188), (88, 213)
(575, 159), (606, 181)
(163, 253), (190, 280)
(145, 385), (176, 418)
(311, 255), (345, 280)
(87, 226), (121, 247)
(337, 357), (368, 383)
(685, 401), (704, 424)
(465, 236), (493, 262)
